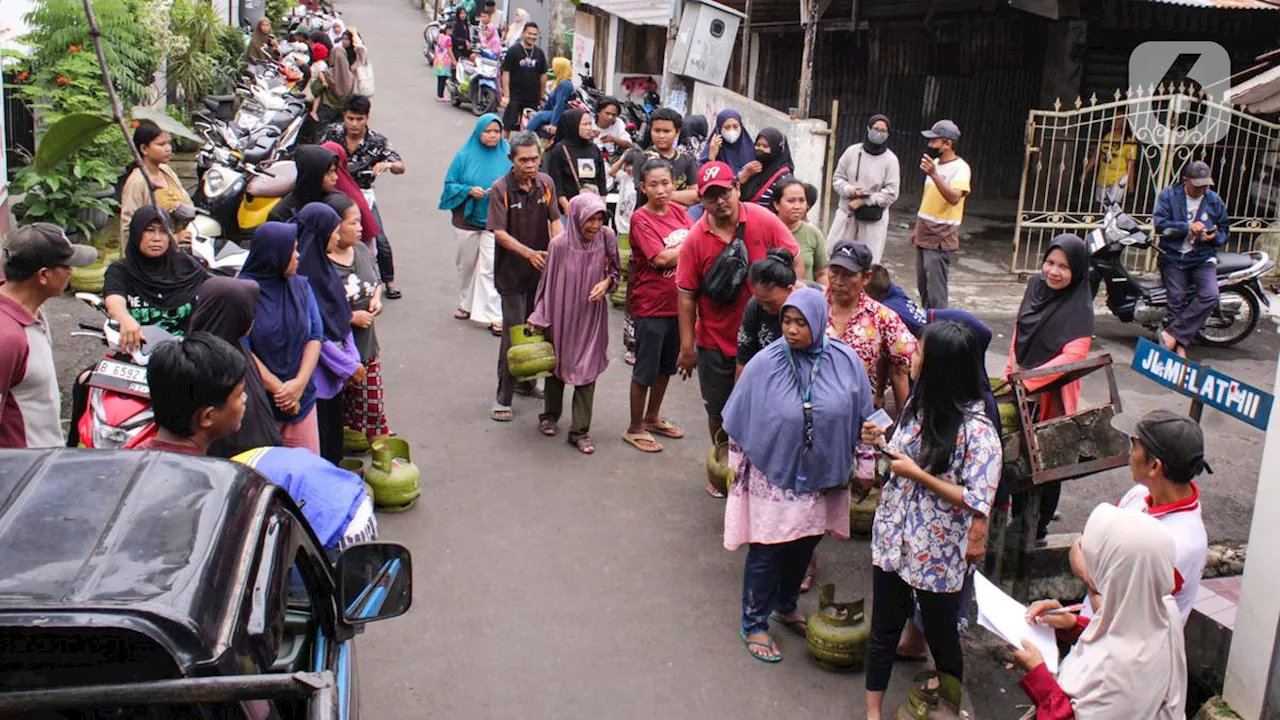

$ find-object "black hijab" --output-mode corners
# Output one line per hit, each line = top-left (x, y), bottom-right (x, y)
(864, 113), (890, 156)
(551, 108), (593, 151)
(114, 205), (206, 309)
(269, 145), (337, 223)
(742, 127), (794, 202)
(681, 114), (709, 145)
(547, 108), (605, 196)
(451, 8), (471, 53)
(190, 276), (285, 457)
(1014, 234), (1095, 369)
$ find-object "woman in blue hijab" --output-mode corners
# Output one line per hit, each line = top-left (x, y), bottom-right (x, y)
(721, 286), (874, 663)
(293, 201), (362, 464)
(240, 221), (325, 454)
(700, 109), (754, 173)
(439, 114), (511, 334)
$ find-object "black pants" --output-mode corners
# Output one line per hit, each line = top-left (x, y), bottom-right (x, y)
(495, 289), (538, 407)
(371, 202), (395, 283)
(316, 396), (345, 465)
(436, 75), (448, 98)
(865, 567), (965, 692)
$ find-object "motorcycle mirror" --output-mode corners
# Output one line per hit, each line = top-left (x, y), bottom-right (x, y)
(75, 292), (104, 306)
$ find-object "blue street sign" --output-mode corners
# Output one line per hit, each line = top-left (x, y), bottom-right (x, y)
(1130, 337), (1273, 430)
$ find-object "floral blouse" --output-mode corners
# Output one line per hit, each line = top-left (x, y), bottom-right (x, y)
(871, 401), (1002, 593)
(826, 291), (916, 390)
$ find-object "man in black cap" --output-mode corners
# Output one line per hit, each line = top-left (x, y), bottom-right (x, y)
(912, 119), (971, 309)
(1153, 160), (1230, 358)
(1107, 409), (1209, 624)
(0, 224), (97, 448)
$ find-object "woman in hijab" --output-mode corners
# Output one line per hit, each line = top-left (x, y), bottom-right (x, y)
(294, 202), (362, 465)
(308, 36), (355, 139)
(320, 140), (380, 248)
(439, 114), (510, 334)
(526, 193), (620, 455)
(269, 145), (339, 222)
(103, 205), (207, 351)
(828, 114), (900, 264)
(701, 109), (754, 174)
(721, 286), (874, 663)
(740, 127), (795, 206)
(247, 18), (274, 63)
(543, 108), (607, 214)
(450, 6), (472, 61)
(525, 57), (575, 136)
(504, 8), (529, 47)
(1015, 504), (1187, 719)
(861, 321), (1002, 719)
(1006, 234), (1095, 543)
(240, 222), (324, 454)
(679, 114), (709, 160)
(190, 277), (285, 458)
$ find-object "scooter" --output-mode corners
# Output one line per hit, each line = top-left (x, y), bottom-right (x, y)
(1087, 184), (1275, 347)
(192, 145), (297, 244)
(70, 293), (175, 449)
(447, 48), (500, 116)
(171, 205), (250, 276)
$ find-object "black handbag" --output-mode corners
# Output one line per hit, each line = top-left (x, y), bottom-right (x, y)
(698, 222), (749, 305)
(851, 149), (885, 222)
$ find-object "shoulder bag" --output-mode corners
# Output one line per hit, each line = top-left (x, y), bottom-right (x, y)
(698, 222), (749, 305)
(851, 149), (885, 222)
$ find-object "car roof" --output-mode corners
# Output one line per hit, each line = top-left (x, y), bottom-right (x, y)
(0, 449), (272, 660)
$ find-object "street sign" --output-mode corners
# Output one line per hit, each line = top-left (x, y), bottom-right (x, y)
(1130, 337), (1273, 430)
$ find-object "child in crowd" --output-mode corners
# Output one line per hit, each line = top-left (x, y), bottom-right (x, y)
(865, 264), (927, 337)
(433, 36), (454, 102)
(613, 149), (645, 365)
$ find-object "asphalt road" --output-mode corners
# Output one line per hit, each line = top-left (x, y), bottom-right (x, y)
(39, 0), (1279, 715)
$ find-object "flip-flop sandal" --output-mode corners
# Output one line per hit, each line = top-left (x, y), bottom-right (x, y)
(539, 419), (558, 436)
(490, 323), (503, 336)
(622, 431), (663, 453)
(799, 569), (817, 594)
(453, 309), (471, 320)
(569, 436), (595, 455)
(490, 405), (513, 422)
(705, 483), (727, 499)
(739, 632), (782, 663)
(769, 613), (808, 638)
(644, 418), (685, 439)
(385, 287), (403, 299)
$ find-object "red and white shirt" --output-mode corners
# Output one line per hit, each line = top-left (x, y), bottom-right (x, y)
(0, 292), (64, 449)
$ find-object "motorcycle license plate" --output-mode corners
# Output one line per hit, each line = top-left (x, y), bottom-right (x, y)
(87, 359), (150, 398)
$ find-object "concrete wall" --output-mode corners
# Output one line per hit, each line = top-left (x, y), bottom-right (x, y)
(687, 80), (829, 216)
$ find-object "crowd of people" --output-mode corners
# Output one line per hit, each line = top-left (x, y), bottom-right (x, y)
(0, 7), (1226, 717)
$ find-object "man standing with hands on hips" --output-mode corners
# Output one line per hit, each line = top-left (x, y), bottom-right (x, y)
(911, 119), (971, 309)
(1153, 160), (1229, 359)
(487, 132), (564, 422)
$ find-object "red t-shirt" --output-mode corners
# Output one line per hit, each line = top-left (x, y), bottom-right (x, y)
(629, 204), (692, 318)
(133, 436), (203, 455)
(675, 202), (799, 356)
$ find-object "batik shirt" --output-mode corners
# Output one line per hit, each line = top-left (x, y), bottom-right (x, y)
(871, 402), (1001, 593)
(321, 125), (403, 189)
(825, 291), (917, 390)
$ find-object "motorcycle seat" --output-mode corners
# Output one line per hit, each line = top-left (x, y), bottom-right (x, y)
(247, 160), (297, 198)
(244, 146), (273, 164)
(1216, 253), (1255, 274)
(206, 93), (236, 103)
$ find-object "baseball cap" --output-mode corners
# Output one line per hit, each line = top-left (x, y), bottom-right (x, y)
(1182, 160), (1214, 187)
(697, 161), (735, 193)
(1111, 409), (1212, 479)
(829, 240), (873, 275)
(3, 223), (97, 273)
(921, 119), (961, 142)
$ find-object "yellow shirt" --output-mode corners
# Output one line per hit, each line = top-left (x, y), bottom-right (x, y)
(1096, 133), (1137, 187)
(917, 157), (972, 226)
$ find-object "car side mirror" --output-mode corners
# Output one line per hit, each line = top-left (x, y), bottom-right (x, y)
(336, 542), (413, 624)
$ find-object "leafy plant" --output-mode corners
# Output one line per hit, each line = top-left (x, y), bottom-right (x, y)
(265, 0), (292, 25)
(167, 0), (243, 112)
(11, 156), (119, 239)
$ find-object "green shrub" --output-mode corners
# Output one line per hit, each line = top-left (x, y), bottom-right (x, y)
(11, 156), (119, 239)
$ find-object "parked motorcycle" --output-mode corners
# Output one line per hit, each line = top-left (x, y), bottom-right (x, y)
(447, 48), (500, 116)
(70, 293), (172, 449)
(193, 143), (297, 244)
(1087, 184), (1274, 347)
(171, 204), (250, 276)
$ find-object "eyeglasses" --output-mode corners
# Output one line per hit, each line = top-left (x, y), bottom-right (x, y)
(702, 186), (734, 203)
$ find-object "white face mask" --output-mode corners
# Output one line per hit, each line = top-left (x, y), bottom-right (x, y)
(721, 129), (741, 145)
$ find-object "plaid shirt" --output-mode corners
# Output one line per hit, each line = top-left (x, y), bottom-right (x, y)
(321, 124), (403, 189)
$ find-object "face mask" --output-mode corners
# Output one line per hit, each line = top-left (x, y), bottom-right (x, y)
(755, 148), (771, 163)
(925, 144), (944, 159)
(721, 129), (741, 145)
(867, 129), (889, 145)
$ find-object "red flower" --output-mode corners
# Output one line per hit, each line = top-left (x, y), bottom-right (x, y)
(68, 45), (81, 53)
(55, 76), (70, 85)
(16, 71), (28, 82)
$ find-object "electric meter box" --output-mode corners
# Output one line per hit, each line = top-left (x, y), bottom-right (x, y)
(668, 0), (745, 86)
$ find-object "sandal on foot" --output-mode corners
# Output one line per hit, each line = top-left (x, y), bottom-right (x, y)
(799, 569), (817, 594)
(769, 613), (808, 638)
(705, 483), (727, 499)
(739, 632), (782, 663)
(623, 431), (662, 453)
(385, 287), (403, 299)
(453, 309), (471, 320)
(569, 436), (595, 455)
(490, 323), (503, 337)
(539, 419), (558, 436)
(644, 418), (685, 439)
(490, 405), (513, 422)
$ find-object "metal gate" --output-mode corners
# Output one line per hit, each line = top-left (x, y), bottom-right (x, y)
(1011, 87), (1280, 274)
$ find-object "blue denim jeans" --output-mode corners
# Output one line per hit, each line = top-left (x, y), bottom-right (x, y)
(741, 534), (823, 635)
(525, 110), (555, 135)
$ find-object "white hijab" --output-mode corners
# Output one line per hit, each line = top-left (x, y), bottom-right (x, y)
(1057, 504), (1187, 719)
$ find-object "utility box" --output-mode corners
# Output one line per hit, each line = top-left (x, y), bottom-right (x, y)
(668, 0), (744, 87)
